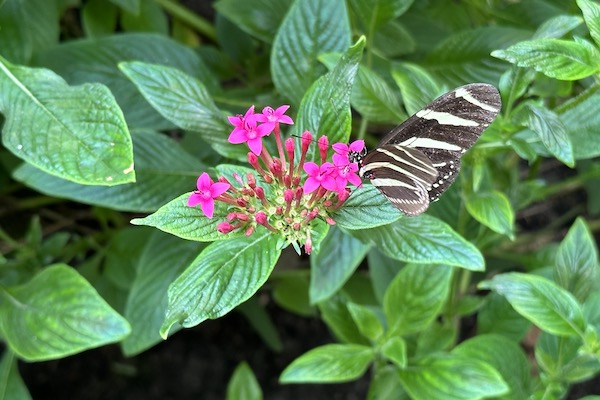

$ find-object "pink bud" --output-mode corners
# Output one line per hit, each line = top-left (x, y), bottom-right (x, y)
(270, 158), (283, 177)
(247, 172), (256, 188)
(248, 152), (259, 168)
(283, 174), (292, 187)
(255, 211), (268, 224)
(318, 135), (329, 163)
(305, 231), (312, 255)
(275, 206), (283, 215)
(245, 226), (255, 236)
(326, 217), (336, 225)
(285, 137), (295, 153)
(284, 189), (294, 203)
(217, 222), (235, 234)
(301, 131), (312, 153)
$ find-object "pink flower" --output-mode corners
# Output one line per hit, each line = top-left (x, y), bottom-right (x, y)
(255, 105), (294, 127)
(187, 173), (230, 218)
(228, 106), (272, 155)
(335, 162), (362, 191)
(332, 140), (365, 166)
(303, 162), (337, 193)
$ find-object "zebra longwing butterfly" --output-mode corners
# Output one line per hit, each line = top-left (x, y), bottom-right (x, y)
(349, 83), (501, 216)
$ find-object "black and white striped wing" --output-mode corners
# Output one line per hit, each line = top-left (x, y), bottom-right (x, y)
(361, 83), (501, 215)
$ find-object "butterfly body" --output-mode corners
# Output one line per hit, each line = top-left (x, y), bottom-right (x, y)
(349, 83), (501, 216)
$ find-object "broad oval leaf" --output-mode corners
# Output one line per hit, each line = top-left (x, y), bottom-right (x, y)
(523, 104), (574, 166)
(559, 87), (600, 160)
(383, 264), (452, 336)
(465, 191), (515, 238)
(352, 215), (484, 271)
(0, 57), (134, 186)
(160, 233), (281, 337)
(0, 264), (130, 361)
(347, 302), (384, 342)
(577, 0), (600, 47)
(479, 272), (586, 337)
(271, 0), (351, 105)
(391, 62), (442, 116)
(334, 184), (402, 230)
(280, 343), (374, 383)
(398, 354), (509, 400)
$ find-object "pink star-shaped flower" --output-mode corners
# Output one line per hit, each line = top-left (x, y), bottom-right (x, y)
(332, 140), (365, 166)
(187, 173), (230, 218)
(334, 162), (362, 191)
(255, 105), (294, 129)
(303, 162), (337, 193)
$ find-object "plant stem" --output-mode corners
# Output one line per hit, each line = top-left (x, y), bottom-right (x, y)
(154, 0), (216, 41)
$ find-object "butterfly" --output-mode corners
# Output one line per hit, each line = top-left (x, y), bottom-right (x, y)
(348, 83), (501, 216)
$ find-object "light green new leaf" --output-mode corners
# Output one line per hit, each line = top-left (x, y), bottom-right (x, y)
(295, 37), (365, 161)
(0, 265), (130, 361)
(383, 264), (452, 336)
(532, 15), (583, 39)
(480, 273), (586, 337)
(0, 57), (134, 185)
(122, 232), (203, 356)
(280, 344), (374, 383)
(399, 354), (509, 400)
(555, 217), (599, 303)
(160, 233), (281, 337)
(491, 38), (600, 81)
(310, 226), (371, 304)
(391, 62), (442, 115)
(352, 215), (484, 271)
(215, 0), (293, 43)
(381, 336), (407, 368)
(119, 62), (246, 160)
(334, 185), (402, 230)
(319, 295), (370, 345)
(14, 130), (202, 212)
(0, 351), (31, 400)
(465, 191), (515, 238)
(226, 362), (263, 400)
(347, 302), (384, 342)
(271, 0), (351, 105)
(523, 104), (574, 166)
(453, 335), (531, 400)
(578, 0), (600, 47)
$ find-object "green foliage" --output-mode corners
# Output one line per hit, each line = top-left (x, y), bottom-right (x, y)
(2, 0), (600, 398)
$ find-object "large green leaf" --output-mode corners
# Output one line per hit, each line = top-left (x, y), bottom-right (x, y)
(160, 233), (281, 337)
(310, 226), (370, 304)
(352, 215), (485, 271)
(215, 0), (293, 43)
(554, 217), (599, 304)
(0, 265), (130, 361)
(271, 0), (351, 105)
(559, 87), (600, 160)
(119, 61), (246, 160)
(0, 57), (134, 185)
(295, 37), (364, 161)
(33, 33), (216, 129)
(280, 344), (374, 383)
(577, 0), (600, 48)
(523, 103), (574, 166)
(334, 184), (402, 230)
(480, 273), (587, 337)
(318, 294), (370, 345)
(465, 191), (515, 238)
(13, 130), (202, 212)
(0, 351), (31, 400)
(492, 38), (600, 81)
(477, 293), (530, 342)
(391, 62), (442, 115)
(122, 231), (203, 356)
(383, 264), (452, 336)
(398, 354), (509, 400)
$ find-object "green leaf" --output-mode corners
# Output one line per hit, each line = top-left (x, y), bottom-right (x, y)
(122, 232), (203, 356)
(368, 248), (403, 303)
(352, 215), (485, 271)
(347, 302), (384, 341)
(0, 264), (130, 361)
(425, 26), (531, 87)
(453, 335), (531, 400)
(554, 217), (600, 303)
(532, 15), (583, 39)
(13, 130), (202, 212)
(121, 0), (168, 34)
(536, 332), (600, 383)
(559, 87), (600, 160)
(414, 322), (456, 357)
(33, 33), (216, 129)
(373, 20), (416, 58)
(381, 336), (407, 368)
(479, 272), (586, 337)
(82, 0), (118, 38)
(348, 0), (414, 30)
(477, 294), (530, 342)
(383, 264), (452, 336)
(398, 354), (509, 400)
(310, 226), (370, 304)
(295, 36), (365, 161)
(272, 272), (314, 316)
(226, 362), (263, 400)
(215, 0), (293, 43)
(368, 365), (408, 400)
(0, 57), (134, 185)
(319, 295), (370, 345)
(119, 61), (246, 160)
(160, 233), (281, 337)
(578, 0), (600, 47)
(523, 104), (574, 166)
(334, 185), (402, 230)
(465, 191), (515, 238)
(491, 38), (600, 81)
(280, 343), (374, 383)
(391, 62), (442, 115)
(110, 0), (139, 14)
(237, 297), (283, 352)
(271, 0), (351, 105)
(0, 351), (31, 400)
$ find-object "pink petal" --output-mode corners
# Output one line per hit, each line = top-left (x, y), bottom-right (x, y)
(321, 175), (337, 191)
(256, 122), (275, 136)
(347, 173), (362, 187)
(210, 182), (230, 198)
(228, 129), (249, 144)
(274, 105), (290, 115)
(247, 137), (263, 155)
(320, 162), (335, 175)
(335, 176), (348, 189)
(197, 172), (213, 191)
(187, 192), (203, 207)
(349, 140), (365, 152)
(278, 115), (294, 124)
(244, 105), (255, 120)
(332, 143), (349, 154)
(228, 115), (242, 127)
(200, 198), (215, 219)
(303, 162), (320, 176)
(303, 177), (320, 193)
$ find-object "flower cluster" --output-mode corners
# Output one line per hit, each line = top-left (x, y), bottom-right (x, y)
(187, 105), (365, 254)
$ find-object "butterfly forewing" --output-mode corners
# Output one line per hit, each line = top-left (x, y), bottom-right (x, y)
(358, 83), (501, 215)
